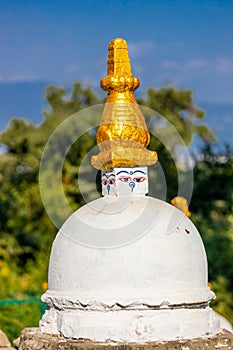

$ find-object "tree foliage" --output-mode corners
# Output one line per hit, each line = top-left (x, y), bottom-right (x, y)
(139, 86), (216, 144)
(191, 144), (233, 322)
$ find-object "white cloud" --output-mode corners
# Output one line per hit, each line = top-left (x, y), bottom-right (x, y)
(160, 58), (207, 71)
(0, 74), (39, 83)
(215, 58), (233, 74)
(132, 63), (145, 75)
(160, 60), (181, 70)
(160, 57), (233, 76)
(223, 114), (233, 124)
(128, 41), (155, 58)
(153, 55), (233, 103)
(65, 63), (79, 75)
(186, 59), (207, 69)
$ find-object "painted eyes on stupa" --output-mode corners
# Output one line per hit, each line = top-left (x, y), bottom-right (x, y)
(102, 178), (116, 185)
(119, 177), (131, 183)
(134, 177), (146, 183)
(118, 176), (146, 183)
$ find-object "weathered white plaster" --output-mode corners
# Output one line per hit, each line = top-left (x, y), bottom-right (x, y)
(39, 308), (59, 335)
(214, 311), (233, 333)
(40, 196), (221, 341)
(41, 307), (219, 342)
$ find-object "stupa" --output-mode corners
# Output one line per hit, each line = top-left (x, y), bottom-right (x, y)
(32, 38), (229, 346)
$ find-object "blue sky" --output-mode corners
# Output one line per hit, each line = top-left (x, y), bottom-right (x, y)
(0, 0), (233, 103)
(0, 0), (233, 104)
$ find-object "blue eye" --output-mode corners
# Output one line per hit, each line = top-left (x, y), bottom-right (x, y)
(133, 177), (146, 183)
(119, 177), (131, 182)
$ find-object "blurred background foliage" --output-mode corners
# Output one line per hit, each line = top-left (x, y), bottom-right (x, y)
(0, 82), (232, 332)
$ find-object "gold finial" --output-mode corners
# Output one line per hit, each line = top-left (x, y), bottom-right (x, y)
(171, 197), (191, 218)
(91, 38), (157, 170)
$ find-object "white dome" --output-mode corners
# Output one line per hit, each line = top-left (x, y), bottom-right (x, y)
(46, 196), (213, 306)
(40, 196), (220, 341)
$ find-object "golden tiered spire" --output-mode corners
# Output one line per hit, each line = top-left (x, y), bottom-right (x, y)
(91, 38), (158, 170)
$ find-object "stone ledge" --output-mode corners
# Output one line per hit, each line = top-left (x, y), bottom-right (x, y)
(0, 329), (14, 350)
(17, 328), (233, 350)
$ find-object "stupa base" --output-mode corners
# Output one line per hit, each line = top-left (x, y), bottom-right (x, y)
(39, 306), (220, 342)
(17, 327), (233, 350)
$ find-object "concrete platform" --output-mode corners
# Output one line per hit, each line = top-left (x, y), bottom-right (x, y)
(17, 327), (233, 350)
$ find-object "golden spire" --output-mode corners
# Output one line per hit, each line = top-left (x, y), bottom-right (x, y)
(91, 38), (158, 170)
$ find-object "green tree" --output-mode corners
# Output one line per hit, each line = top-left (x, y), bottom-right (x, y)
(139, 86), (215, 144)
(191, 144), (233, 323)
(0, 83), (102, 294)
(138, 86), (215, 201)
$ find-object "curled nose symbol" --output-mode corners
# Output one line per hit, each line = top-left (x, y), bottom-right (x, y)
(129, 182), (135, 192)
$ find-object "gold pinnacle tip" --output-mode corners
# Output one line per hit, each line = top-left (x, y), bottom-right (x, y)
(91, 38), (158, 170)
(107, 38), (132, 76)
(100, 38), (140, 95)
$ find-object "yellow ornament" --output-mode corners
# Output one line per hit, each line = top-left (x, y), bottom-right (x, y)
(171, 196), (191, 218)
